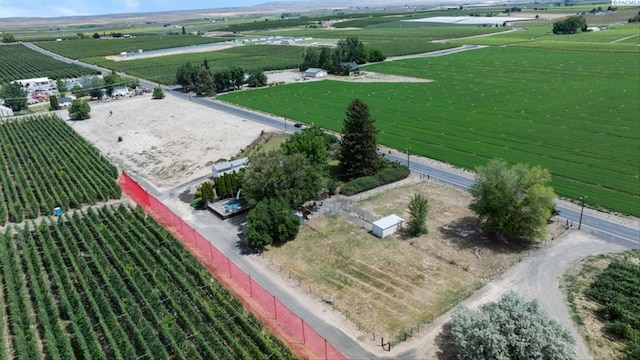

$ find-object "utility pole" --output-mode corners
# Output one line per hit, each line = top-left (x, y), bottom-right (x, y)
(406, 147), (411, 168)
(578, 196), (588, 230)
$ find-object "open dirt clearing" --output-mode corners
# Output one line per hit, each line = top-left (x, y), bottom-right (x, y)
(60, 93), (279, 191)
(262, 179), (567, 341)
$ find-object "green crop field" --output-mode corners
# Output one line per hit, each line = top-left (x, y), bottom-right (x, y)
(255, 27), (507, 56)
(84, 45), (303, 84)
(0, 205), (295, 360)
(449, 23), (640, 52)
(0, 44), (98, 83)
(34, 35), (227, 59)
(219, 47), (640, 216)
(0, 115), (121, 225)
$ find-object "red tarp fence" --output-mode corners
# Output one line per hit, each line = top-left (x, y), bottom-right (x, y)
(119, 172), (346, 360)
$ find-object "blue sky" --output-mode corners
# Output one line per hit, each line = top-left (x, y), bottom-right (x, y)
(0, 0), (291, 18)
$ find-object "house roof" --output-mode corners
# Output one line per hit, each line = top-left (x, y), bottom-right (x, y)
(305, 68), (326, 74)
(373, 214), (404, 230)
(212, 157), (248, 172)
(58, 97), (72, 103)
(340, 61), (360, 69)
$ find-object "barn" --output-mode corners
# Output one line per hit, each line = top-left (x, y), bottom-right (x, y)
(372, 214), (404, 238)
(304, 68), (327, 78)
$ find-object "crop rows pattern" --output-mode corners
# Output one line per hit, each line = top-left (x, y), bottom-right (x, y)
(35, 35), (227, 60)
(0, 44), (98, 83)
(219, 47), (640, 216)
(0, 204), (296, 360)
(0, 115), (120, 225)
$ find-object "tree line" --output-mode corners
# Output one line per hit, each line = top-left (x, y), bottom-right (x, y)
(175, 61), (267, 95)
(299, 36), (385, 74)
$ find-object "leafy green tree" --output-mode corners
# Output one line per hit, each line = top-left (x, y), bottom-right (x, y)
(152, 86), (165, 99)
(79, 75), (104, 98)
(68, 99), (90, 120)
(366, 47), (386, 62)
(0, 82), (27, 111)
(408, 194), (428, 236)
(300, 47), (319, 71)
(281, 126), (328, 171)
(553, 15), (587, 34)
(93, 32), (100, 39)
(70, 84), (87, 98)
(335, 36), (367, 64)
(448, 291), (575, 360)
(56, 78), (68, 94)
(318, 46), (333, 70)
(103, 71), (121, 96)
(195, 66), (214, 95)
(176, 62), (198, 91)
(198, 181), (216, 204)
(247, 69), (267, 87)
(1, 33), (16, 43)
(49, 95), (60, 110)
(230, 67), (245, 90)
(246, 198), (300, 248)
(469, 159), (555, 242)
(338, 98), (382, 180)
(213, 68), (232, 93)
(241, 149), (325, 208)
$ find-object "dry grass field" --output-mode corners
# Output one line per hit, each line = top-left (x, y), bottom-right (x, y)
(263, 180), (567, 342)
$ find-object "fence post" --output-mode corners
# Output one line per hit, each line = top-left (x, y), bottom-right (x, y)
(273, 296), (277, 320)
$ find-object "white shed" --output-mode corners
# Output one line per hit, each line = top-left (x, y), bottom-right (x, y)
(304, 68), (327, 78)
(372, 214), (404, 238)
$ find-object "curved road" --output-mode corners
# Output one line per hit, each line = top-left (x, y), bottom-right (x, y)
(27, 42), (639, 359)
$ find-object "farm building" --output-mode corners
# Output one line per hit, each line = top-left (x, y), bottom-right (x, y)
(58, 97), (73, 107)
(13, 77), (50, 88)
(112, 86), (129, 97)
(304, 68), (327, 78)
(339, 62), (363, 75)
(212, 157), (248, 178)
(372, 214), (404, 238)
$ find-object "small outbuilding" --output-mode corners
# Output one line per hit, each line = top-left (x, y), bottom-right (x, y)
(304, 68), (327, 78)
(212, 157), (248, 178)
(372, 214), (404, 238)
(0, 105), (14, 117)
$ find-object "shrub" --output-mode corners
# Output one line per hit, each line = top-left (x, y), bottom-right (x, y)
(339, 163), (409, 195)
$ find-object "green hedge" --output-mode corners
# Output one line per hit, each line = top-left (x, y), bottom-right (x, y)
(340, 165), (409, 196)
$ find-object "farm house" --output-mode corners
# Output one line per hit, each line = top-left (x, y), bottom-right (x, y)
(304, 68), (327, 78)
(372, 214), (404, 238)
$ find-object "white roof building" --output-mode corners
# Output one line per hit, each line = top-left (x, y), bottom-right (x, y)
(372, 214), (404, 238)
(304, 68), (327, 78)
(212, 157), (248, 178)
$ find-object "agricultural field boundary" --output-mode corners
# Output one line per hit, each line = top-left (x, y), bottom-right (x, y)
(119, 172), (346, 360)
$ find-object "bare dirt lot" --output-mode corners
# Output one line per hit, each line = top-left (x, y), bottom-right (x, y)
(61, 93), (278, 191)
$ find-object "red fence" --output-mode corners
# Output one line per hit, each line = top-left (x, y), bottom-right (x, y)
(119, 172), (346, 360)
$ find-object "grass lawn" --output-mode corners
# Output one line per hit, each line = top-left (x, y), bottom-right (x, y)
(219, 46), (640, 216)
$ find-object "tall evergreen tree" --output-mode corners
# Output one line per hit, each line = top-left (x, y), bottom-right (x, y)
(338, 98), (381, 179)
